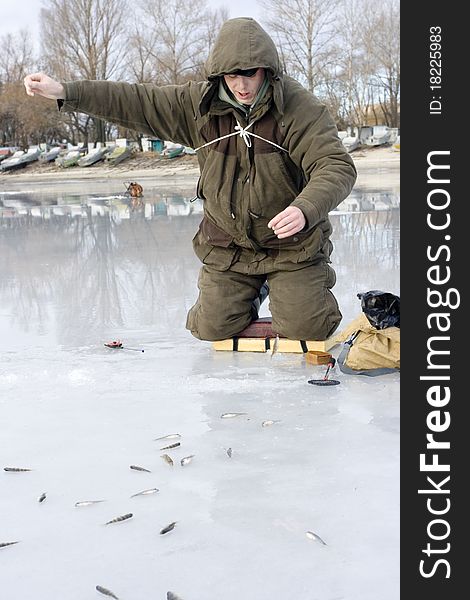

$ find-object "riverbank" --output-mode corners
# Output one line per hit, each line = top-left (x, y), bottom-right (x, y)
(0, 145), (399, 190)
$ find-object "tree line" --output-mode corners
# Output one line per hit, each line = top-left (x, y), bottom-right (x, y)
(0, 0), (399, 148)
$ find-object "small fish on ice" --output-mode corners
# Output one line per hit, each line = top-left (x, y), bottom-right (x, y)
(130, 488), (159, 498)
(306, 530), (327, 545)
(0, 541), (19, 549)
(96, 585), (120, 599)
(161, 454), (174, 466)
(154, 433), (181, 441)
(75, 500), (106, 507)
(180, 455), (195, 466)
(105, 513), (133, 525)
(160, 442), (181, 451)
(262, 420), (281, 427)
(220, 412), (247, 419)
(4, 467), (32, 472)
(160, 521), (177, 535)
(129, 464), (151, 473)
(271, 334), (280, 356)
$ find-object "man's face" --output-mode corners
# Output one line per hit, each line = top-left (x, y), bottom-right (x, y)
(223, 68), (265, 105)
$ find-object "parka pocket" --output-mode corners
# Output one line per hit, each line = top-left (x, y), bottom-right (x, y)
(200, 216), (233, 247)
(249, 216), (326, 265)
(192, 218), (238, 271)
(249, 216), (313, 250)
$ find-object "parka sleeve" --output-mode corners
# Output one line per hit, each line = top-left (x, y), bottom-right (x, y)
(60, 80), (202, 148)
(286, 92), (357, 228)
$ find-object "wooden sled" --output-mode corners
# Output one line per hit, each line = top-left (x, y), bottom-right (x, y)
(212, 318), (337, 353)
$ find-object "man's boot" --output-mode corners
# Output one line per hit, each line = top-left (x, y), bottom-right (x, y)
(251, 281), (270, 319)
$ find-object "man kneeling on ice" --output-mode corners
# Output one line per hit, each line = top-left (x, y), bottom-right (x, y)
(24, 17), (356, 342)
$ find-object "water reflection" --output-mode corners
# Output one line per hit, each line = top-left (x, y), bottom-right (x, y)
(1, 186), (396, 219)
(0, 186), (399, 347)
(333, 187), (400, 213)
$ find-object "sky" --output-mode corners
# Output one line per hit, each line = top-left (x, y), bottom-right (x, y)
(0, 0), (262, 48)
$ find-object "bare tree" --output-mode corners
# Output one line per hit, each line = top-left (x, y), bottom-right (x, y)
(40, 0), (130, 79)
(260, 0), (399, 128)
(0, 30), (35, 83)
(39, 0), (131, 143)
(361, 0), (400, 127)
(260, 0), (342, 94)
(329, 0), (377, 128)
(127, 30), (161, 84)
(136, 0), (211, 85)
(193, 6), (230, 80)
(0, 30), (40, 145)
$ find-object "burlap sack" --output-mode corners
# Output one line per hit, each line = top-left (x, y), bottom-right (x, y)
(335, 313), (400, 371)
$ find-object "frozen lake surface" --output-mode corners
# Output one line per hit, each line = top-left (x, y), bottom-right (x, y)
(1, 180), (399, 600)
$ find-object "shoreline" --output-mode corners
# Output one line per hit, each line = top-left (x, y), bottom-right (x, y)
(0, 145), (399, 190)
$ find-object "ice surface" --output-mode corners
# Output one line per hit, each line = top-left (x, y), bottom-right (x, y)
(0, 180), (399, 600)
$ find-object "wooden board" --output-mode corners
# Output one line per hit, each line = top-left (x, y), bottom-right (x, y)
(212, 336), (338, 353)
(305, 351), (333, 365)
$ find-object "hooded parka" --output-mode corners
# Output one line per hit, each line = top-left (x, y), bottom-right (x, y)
(59, 17), (357, 340)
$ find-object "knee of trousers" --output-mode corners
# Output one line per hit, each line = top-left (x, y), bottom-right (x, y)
(186, 304), (253, 342)
(273, 289), (342, 341)
(277, 310), (342, 341)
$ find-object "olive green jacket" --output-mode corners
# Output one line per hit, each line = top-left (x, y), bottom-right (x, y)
(60, 18), (356, 273)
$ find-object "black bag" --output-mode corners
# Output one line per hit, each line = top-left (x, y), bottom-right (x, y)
(357, 290), (400, 330)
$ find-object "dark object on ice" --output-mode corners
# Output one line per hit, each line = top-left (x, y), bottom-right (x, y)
(309, 378), (340, 387)
(104, 340), (144, 352)
(4, 466), (32, 472)
(130, 464), (151, 473)
(0, 541), (20, 548)
(96, 585), (120, 599)
(167, 593), (184, 600)
(308, 357), (340, 386)
(124, 181), (143, 197)
(160, 442), (181, 451)
(104, 340), (123, 348)
(357, 290), (400, 329)
(160, 521), (177, 535)
(104, 512), (133, 525)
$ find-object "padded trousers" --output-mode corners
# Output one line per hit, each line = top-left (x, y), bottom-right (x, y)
(186, 261), (342, 341)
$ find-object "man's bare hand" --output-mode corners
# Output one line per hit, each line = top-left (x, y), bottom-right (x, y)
(23, 73), (65, 100)
(267, 206), (306, 239)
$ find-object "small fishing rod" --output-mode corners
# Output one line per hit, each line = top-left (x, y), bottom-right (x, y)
(104, 340), (144, 353)
(308, 357), (340, 386)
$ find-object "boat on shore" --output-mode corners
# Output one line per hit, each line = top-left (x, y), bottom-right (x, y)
(78, 145), (114, 167)
(39, 147), (61, 163)
(0, 147), (42, 172)
(365, 125), (391, 147)
(56, 149), (82, 168)
(161, 142), (185, 159)
(105, 145), (132, 166)
(0, 147), (15, 164)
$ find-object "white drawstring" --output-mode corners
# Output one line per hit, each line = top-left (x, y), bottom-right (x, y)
(194, 120), (288, 153)
(234, 121), (253, 147)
